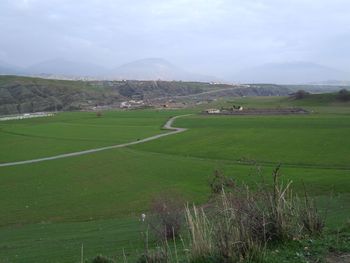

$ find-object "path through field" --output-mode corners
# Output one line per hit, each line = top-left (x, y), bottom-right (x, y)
(0, 114), (191, 167)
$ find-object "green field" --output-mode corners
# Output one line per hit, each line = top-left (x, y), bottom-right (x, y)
(0, 96), (349, 262)
(0, 110), (178, 162)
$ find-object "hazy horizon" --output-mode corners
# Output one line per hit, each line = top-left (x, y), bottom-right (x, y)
(1, 0), (350, 80)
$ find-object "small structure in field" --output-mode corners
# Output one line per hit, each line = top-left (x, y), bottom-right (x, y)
(0, 112), (55, 121)
(206, 108), (221, 114)
(120, 100), (145, 109)
(203, 107), (309, 115)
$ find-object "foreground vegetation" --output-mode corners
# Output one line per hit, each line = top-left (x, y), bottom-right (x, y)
(0, 95), (349, 262)
(127, 169), (330, 263)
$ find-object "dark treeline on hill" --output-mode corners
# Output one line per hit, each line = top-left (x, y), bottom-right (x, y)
(0, 76), (293, 115)
(290, 88), (350, 104)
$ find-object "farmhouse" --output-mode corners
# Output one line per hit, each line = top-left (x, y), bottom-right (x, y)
(205, 108), (221, 114)
(0, 112), (55, 121)
(120, 101), (131, 108)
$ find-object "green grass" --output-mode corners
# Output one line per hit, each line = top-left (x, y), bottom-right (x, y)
(0, 146), (348, 227)
(212, 94), (350, 114)
(134, 114), (350, 169)
(0, 96), (349, 262)
(0, 217), (144, 263)
(0, 110), (183, 162)
(264, 230), (350, 263)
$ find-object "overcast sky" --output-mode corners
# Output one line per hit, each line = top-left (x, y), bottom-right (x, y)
(0, 0), (349, 77)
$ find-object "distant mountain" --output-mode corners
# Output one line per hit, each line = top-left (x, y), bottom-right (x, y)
(2, 58), (218, 82)
(25, 58), (107, 76)
(232, 62), (350, 84)
(0, 60), (23, 75)
(109, 58), (216, 82)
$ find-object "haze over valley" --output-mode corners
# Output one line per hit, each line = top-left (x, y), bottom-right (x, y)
(1, 57), (349, 84)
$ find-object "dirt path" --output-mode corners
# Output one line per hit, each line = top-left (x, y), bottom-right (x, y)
(0, 114), (191, 167)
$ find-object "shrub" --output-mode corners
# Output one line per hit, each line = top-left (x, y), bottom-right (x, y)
(208, 170), (235, 196)
(293, 90), (310, 100)
(185, 166), (324, 262)
(149, 191), (185, 240)
(135, 167), (324, 262)
(337, 89), (350, 102)
(299, 189), (325, 235)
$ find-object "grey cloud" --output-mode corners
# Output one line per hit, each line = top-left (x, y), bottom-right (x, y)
(0, 0), (349, 79)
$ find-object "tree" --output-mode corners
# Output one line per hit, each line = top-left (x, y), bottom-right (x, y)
(293, 90), (310, 100)
(337, 89), (350, 102)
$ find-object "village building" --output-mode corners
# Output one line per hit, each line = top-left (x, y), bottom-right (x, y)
(205, 108), (221, 114)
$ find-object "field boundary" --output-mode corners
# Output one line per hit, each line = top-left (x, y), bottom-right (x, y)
(0, 114), (191, 167)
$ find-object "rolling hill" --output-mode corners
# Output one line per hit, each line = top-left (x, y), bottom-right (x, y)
(0, 76), (293, 115)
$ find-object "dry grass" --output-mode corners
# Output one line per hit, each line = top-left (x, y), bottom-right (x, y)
(183, 166), (325, 262)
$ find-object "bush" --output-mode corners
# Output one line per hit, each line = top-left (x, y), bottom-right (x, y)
(209, 170), (235, 196)
(185, 166), (324, 263)
(149, 191), (185, 240)
(293, 90), (310, 100)
(337, 89), (350, 102)
(299, 188), (325, 235)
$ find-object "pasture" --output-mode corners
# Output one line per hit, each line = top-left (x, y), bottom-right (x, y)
(0, 96), (349, 262)
(0, 110), (178, 163)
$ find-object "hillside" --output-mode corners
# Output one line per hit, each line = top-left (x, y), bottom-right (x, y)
(0, 76), (293, 115)
(0, 76), (121, 115)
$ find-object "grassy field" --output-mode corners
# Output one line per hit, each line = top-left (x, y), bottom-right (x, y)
(0, 110), (180, 162)
(134, 114), (350, 169)
(0, 95), (349, 262)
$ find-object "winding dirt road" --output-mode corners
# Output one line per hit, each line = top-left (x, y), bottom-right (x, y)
(0, 114), (191, 167)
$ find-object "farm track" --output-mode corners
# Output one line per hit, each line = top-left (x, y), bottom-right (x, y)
(0, 115), (191, 167)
